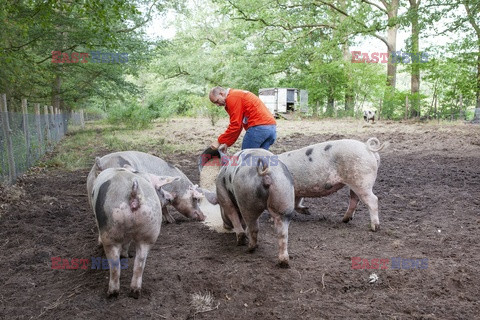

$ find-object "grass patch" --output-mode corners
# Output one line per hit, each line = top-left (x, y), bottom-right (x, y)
(41, 128), (99, 170)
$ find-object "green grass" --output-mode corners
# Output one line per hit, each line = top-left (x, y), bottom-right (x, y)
(41, 128), (99, 170)
(41, 122), (177, 170)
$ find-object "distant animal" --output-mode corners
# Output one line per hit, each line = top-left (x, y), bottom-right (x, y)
(363, 110), (377, 123)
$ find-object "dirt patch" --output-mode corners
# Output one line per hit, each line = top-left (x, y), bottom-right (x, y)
(1, 119), (479, 319)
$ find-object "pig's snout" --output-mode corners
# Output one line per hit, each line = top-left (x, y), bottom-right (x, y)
(192, 210), (206, 221)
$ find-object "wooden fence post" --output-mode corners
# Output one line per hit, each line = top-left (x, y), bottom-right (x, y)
(379, 99), (382, 121)
(80, 109), (85, 128)
(34, 103), (44, 156)
(49, 106), (56, 142)
(459, 94), (464, 120)
(1, 94), (17, 184)
(55, 107), (61, 139)
(405, 96), (409, 120)
(22, 98), (31, 166)
(44, 105), (51, 146)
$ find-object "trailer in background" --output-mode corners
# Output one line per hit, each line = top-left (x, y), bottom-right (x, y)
(259, 88), (308, 115)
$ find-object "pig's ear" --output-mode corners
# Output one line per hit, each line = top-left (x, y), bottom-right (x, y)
(190, 184), (204, 199)
(94, 157), (103, 171)
(151, 175), (180, 189)
(160, 189), (174, 203)
(198, 188), (217, 205)
(123, 164), (138, 173)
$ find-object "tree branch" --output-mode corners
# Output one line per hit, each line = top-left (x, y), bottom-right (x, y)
(115, 0), (158, 33)
(362, 0), (388, 14)
(463, 1), (480, 38)
(315, 0), (389, 46)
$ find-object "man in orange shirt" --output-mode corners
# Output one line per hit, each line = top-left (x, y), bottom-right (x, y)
(209, 86), (277, 151)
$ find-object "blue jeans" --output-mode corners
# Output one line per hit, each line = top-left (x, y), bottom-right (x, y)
(242, 125), (277, 150)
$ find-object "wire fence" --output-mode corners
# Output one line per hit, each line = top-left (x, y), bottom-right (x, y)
(0, 94), (85, 185)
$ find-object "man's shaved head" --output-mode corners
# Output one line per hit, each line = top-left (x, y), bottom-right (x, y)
(209, 86), (227, 106)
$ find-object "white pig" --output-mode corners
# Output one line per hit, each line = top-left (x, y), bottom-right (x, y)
(279, 138), (386, 231)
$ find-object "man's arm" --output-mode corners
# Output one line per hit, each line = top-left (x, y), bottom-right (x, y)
(218, 97), (243, 147)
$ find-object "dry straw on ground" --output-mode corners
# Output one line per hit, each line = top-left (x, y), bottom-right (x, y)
(199, 158), (230, 233)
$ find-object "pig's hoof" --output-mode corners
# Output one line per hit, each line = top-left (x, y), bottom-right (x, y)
(236, 233), (247, 246)
(107, 290), (119, 298)
(223, 223), (233, 231)
(164, 216), (175, 224)
(371, 224), (380, 232)
(129, 289), (141, 299)
(277, 260), (290, 269)
(247, 244), (258, 253)
(342, 216), (353, 223)
(121, 251), (134, 258)
(297, 207), (311, 215)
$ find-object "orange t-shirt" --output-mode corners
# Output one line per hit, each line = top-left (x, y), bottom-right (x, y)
(218, 89), (276, 146)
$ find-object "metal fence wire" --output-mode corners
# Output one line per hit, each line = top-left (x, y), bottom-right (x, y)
(0, 108), (70, 185)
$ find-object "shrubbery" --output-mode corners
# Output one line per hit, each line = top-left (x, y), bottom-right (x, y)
(106, 103), (156, 129)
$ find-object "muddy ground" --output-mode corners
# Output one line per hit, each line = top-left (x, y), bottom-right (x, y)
(1, 119), (479, 319)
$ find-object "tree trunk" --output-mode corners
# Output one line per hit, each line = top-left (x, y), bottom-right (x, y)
(340, 0), (354, 116)
(52, 74), (61, 112)
(326, 96), (335, 117)
(386, 0), (400, 88)
(463, 1), (480, 119)
(476, 46), (480, 114)
(409, 0), (421, 118)
(382, 0), (400, 114)
(343, 44), (354, 116)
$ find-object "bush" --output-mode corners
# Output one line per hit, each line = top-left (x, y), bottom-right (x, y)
(106, 103), (155, 129)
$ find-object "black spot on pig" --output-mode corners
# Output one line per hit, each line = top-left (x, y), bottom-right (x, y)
(287, 153), (291, 157)
(324, 144), (332, 151)
(308, 157), (312, 162)
(117, 156), (131, 168)
(305, 148), (313, 156)
(324, 183), (332, 190)
(95, 180), (111, 230)
(255, 184), (268, 199)
(227, 190), (240, 211)
(167, 162), (176, 169)
(228, 175), (232, 183)
(223, 176), (226, 185)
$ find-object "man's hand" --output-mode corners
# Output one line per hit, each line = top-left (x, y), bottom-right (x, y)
(218, 144), (227, 153)
(210, 140), (220, 150)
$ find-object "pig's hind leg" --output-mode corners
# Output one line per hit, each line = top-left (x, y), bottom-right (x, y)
(129, 242), (153, 299)
(269, 210), (292, 268)
(162, 206), (176, 224)
(120, 241), (132, 258)
(243, 213), (260, 253)
(351, 186), (379, 232)
(342, 189), (360, 223)
(217, 185), (247, 245)
(295, 197), (310, 215)
(104, 244), (122, 298)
